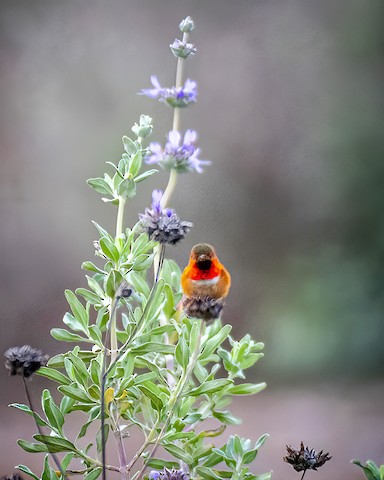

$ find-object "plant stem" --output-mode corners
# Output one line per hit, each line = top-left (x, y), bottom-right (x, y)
(106, 195), (128, 479)
(112, 414), (128, 480)
(22, 376), (66, 479)
(78, 452), (120, 472)
(160, 31), (188, 210)
(116, 196), (126, 238)
(301, 470), (307, 480)
(160, 168), (178, 210)
(110, 303), (118, 364)
(101, 295), (121, 480)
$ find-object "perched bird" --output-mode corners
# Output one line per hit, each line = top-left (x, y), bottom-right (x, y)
(181, 243), (231, 300)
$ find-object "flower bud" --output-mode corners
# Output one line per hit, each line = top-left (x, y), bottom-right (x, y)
(170, 39), (197, 59)
(179, 16), (195, 33)
(131, 114), (153, 139)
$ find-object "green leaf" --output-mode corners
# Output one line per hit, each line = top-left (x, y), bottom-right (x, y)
(48, 350), (96, 369)
(89, 325), (103, 346)
(131, 232), (150, 255)
(189, 321), (201, 354)
(16, 465), (40, 480)
(81, 261), (105, 274)
(65, 290), (89, 332)
(254, 433), (269, 450)
(127, 271), (150, 298)
(34, 434), (78, 453)
(86, 275), (106, 299)
(240, 353), (264, 370)
(122, 135), (137, 155)
(195, 467), (223, 480)
(36, 367), (71, 385)
(145, 459), (179, 470)
(129, 150), (142, 177)
(118, 178), (136, 198)
(61, 452), (74, 472)
(76, 288), (102, 305)
(107, 161), (124, 179)
(163, 443), (193, 464)
(254, 473), (272, 480)
(134, 169), (158, 183)
(92, 221), (113, 240)
(130, 342), (174, 355)
(60, 396), (75, 415)
(132, 254), (153, 271)
(138, 384), (163, 412)
(84, 468), (103, 480)
(200, 324), (232, 360)
(213, 410), (241, 425)
(352, 460), (381, 480)
(42, 389), (64, 434)
(18, 439), (49, 453)
(187, 379), (232, 397)
(175, 329), (189, 370)
(226, 382), (266, 396)
(87, 178), (113, 195)
(10, 403), (50, 428)
(51, 328), (88, 343)
(105, 269), (123, 298)
(68, 352), (90, 385)
(243, 449), (258, 464)
(58, 385), (93, 403)
(42, 454), (57, 480)
(99, 237), (119, 263)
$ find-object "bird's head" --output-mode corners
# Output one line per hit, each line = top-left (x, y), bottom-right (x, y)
(190, 243), (217, 270)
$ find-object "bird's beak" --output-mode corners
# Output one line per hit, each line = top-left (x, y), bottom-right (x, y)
(197, 254), (209, 262)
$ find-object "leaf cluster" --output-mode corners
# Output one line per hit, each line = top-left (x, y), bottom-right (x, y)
(353, 460), (384, 480)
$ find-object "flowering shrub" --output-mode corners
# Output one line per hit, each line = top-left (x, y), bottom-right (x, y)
(5, 16), (269, 480)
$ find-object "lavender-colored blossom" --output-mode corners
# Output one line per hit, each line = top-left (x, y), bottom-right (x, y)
(149, 468), (189, 480)
(146, 130), (210, 174)
(139, 190), (192, 245)
(140, 76), (197, 108)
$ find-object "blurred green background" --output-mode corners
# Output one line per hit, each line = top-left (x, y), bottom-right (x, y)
(1, 0), (383, 478)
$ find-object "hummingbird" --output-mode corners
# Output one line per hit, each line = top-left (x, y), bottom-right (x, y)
(181, 243), (231, 300)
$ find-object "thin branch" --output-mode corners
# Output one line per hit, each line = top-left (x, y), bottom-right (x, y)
(22, 375), (66, 479)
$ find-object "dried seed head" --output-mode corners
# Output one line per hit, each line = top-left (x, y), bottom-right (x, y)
(283, 442), (331, 473)
(4, 345), (48, 378)
(1, 475), (24, 480)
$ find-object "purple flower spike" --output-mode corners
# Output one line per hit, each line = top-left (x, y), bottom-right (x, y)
(139, 190), (192, 245)
(146, 129), (211, 174)
(139, 76), (197, 108)
(149, 468), (190, 480)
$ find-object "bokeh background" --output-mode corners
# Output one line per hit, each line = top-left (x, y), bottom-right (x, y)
(1, 0), (383, 478)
